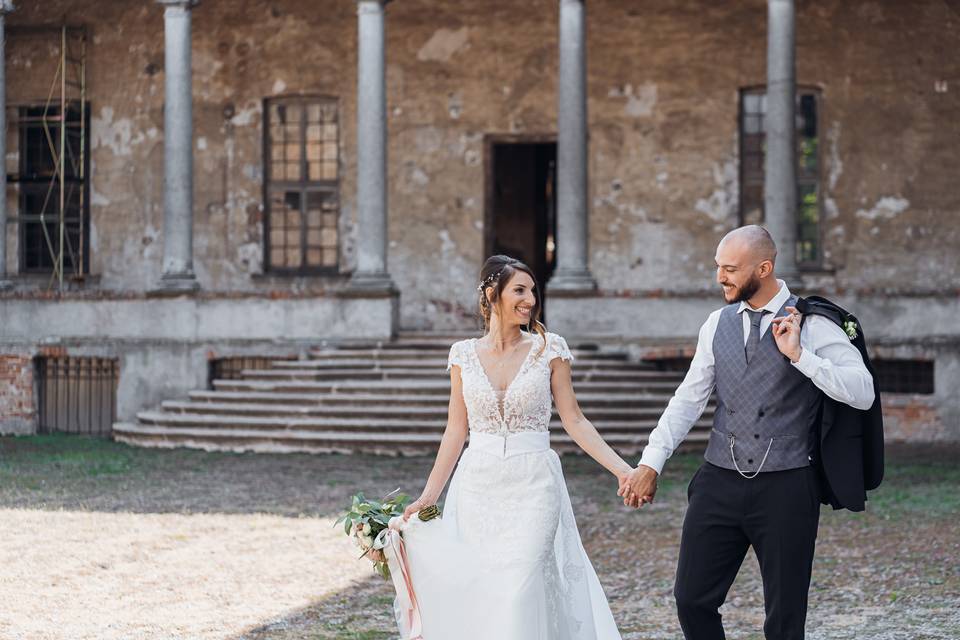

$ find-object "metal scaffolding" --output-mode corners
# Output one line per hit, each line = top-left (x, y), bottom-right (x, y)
(8, 25), (87, 291)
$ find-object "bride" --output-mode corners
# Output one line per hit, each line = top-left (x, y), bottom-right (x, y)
(384, 255), (630, 639)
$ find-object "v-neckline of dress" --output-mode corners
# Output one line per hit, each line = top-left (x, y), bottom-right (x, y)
(471, 334), (538, 403)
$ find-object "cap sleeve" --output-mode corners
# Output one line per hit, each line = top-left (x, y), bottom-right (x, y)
(547, 333), (574, 364)
(446, 341), (464, 372)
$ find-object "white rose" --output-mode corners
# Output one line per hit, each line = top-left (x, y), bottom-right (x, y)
(363, 535), (374, 548)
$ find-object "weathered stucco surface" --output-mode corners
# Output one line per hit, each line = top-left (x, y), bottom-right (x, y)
(6, 0), (957, 322)
(2, 0), (958, 437)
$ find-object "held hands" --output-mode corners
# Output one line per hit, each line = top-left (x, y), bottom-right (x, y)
(617, 464), (658, 509)
(770, 305), (803, 363)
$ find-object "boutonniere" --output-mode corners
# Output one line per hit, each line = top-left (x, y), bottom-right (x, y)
(843, 318), (858, 341)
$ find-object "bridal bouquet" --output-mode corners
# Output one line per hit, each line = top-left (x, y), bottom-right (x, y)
(334, 488), (410, 579)
(335, 488), (441, 580)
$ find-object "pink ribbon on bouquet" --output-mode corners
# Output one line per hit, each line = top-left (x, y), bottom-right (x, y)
(385, 516), (424, 640)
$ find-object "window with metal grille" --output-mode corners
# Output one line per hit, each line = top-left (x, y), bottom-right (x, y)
(873, 359), (935, 395)
(36, 356), (118, 436)
(264, 96), (340, 273)
(13, 103), (90, 274)
(739, 87), (821, 268)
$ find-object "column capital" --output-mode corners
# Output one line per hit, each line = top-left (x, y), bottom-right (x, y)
(356, 0), (393, 8)
(156, 0), (199, 8)
(0, 1), (15, 15)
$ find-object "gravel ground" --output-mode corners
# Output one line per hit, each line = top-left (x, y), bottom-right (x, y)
(1, 435), (957, 640)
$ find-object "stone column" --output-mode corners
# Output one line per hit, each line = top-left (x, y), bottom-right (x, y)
(549, 0), (596, 293)
(0, 1), (13, 290)
(156, 0), (199, 291)
(349, 0), (396, 292)
(764, 0), (799, 277)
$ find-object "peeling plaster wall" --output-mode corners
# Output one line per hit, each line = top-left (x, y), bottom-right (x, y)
(7, 0), (362, 291)
(3, 0), (959, 439)
(6, 0), (959, 326)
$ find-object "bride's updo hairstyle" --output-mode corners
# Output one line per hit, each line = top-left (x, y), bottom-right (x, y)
(477, 255), (547, 358)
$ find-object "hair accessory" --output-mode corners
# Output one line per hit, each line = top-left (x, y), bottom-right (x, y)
(477, 269), (504, 293)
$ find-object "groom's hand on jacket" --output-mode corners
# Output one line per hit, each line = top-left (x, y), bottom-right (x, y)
(618, 465), (658, 509)
(771, 305), (803, 362)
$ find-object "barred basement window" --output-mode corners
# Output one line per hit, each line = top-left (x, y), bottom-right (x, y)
(873, 359), (935, 395)
(36, 356), (118, 436)
(264, 96), (341, 273)
(739, 87), (822, 268)
(208, 355), (297, 389)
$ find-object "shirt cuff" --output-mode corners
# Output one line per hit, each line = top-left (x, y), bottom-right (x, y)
(638, 447), (669, 475)
(791, 347), (822, 378)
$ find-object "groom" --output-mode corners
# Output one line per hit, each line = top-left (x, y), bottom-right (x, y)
(619, 225), (875, 640)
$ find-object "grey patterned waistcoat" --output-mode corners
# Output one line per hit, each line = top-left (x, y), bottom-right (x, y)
(704, 295), (822, 474)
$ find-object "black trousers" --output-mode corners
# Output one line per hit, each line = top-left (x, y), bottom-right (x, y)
(674, 462), (821, 640)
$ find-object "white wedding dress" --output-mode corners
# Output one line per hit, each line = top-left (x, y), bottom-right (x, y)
(384, 331), (622, 640)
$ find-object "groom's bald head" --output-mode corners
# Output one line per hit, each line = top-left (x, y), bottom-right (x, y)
(714, 225), (778, 304)
(718, 225), (778, 265)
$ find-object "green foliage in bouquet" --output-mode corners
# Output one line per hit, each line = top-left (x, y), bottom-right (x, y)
(334, 488), (410, 580)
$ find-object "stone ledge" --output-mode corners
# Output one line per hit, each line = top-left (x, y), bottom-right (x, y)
(0, 296), (395, 342)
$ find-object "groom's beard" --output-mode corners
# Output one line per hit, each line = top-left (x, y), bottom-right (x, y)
(725, 274), (762, 303)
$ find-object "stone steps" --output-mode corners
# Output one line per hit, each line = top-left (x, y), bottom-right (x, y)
(240, 367), (683, 382)
(113, 423), (710, 456)
(185, 390), (688, 408)
(210, 379), (684, 394)
(272, 357), (656, 369)
(302, 355), (633, 366)
(308, 344), (618, 358)
(134, 410), (710, 434)
(160, 399), (714, 421)
(114, 337), (707, 456)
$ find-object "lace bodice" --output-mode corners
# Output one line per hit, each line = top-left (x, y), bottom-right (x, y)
(446, 331), (574, 435)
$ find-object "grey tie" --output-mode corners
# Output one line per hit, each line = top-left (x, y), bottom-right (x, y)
(745, 309), (769, 364)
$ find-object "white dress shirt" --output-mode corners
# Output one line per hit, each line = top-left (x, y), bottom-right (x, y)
(638, 280), (875, 474)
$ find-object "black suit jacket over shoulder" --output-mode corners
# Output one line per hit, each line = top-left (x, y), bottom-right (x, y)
(797, 296), (885, 512)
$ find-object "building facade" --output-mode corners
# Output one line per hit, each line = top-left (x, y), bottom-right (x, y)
(1, 0), (958, 441)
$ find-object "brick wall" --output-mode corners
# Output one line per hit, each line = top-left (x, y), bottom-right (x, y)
(881, 395), (948, 442)
(0, 354), (36, 435)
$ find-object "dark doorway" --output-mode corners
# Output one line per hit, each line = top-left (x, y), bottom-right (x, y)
(485, 138), (557, 321)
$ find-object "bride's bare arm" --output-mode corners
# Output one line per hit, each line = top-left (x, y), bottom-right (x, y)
(551, 358), (633, 482)
(403, 364), (469, 519)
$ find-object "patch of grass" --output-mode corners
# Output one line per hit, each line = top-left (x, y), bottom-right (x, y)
(865, 461), (960, 517)
(307, 590), (397, 640)
(0, 434), (133, 478)
(2, 434), (957, 525)
(0, 433), (215, 494)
